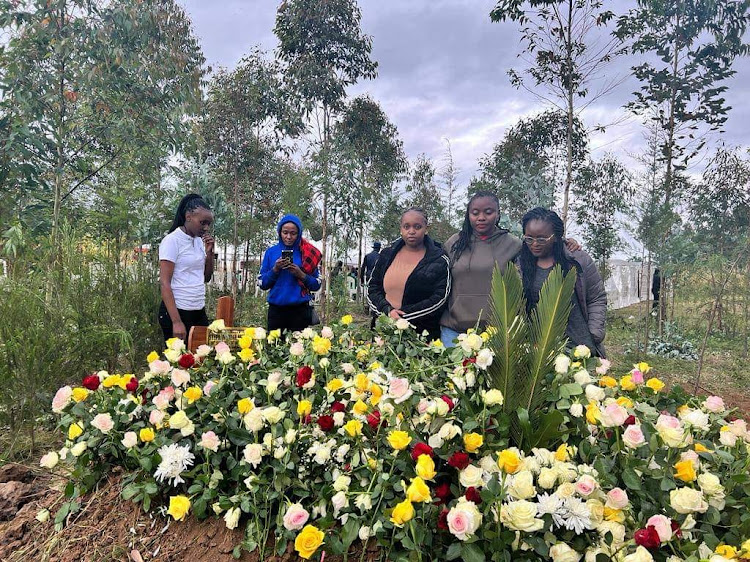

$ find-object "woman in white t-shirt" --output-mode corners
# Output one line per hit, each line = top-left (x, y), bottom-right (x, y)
(158, 194), (215, 344)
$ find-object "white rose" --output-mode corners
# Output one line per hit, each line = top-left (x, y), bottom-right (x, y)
(550, 543), (582, 562)
(697, 472), (723, 496)
(585, 385), (605, 402)
(71, 441), (88, 457)
(243, 443), (264, 467)
(289, 342), (305, 356)
(39, 451), (59, 469)
(121, 431), (138, 449)
(285, 428), (297, 444)
(500, 500), (544, 532)
(243, 409), (265, 432)
(681, 409), (710, 431)
(460, 333), (483, 352)
(262, 406), (285, 424)
(554, 354), (571, 374)
(670, 488), (708, 514)
(333, 411), (346, 426)
(574, 370), (592, 385)
(36, 508), (50, 523)
(438, 422), (461, 441)
(395, 318), (410, 330)
(507, 470), (536, 500)
(333, 475), (351, 492)
(538, 467), (558, 489)
(224, 507), (241, 530)
(573, 345), (591, 359)
(358, 526), (371, 541)
(597, 521), (626, 546)
(482, 389), (504, 406)
(569, 403), (584, 418)
(435, 399), (450, 417)
(447, 499), (483, 540)
(313, 444), (331, 465)
(274, 446), (287, 459)
(331, 491), (348, 517)
(459, 464), (485, 488)
(623, 546), (654, 562)
(355, 494), (372, 512)
(475, 348), (494, 369)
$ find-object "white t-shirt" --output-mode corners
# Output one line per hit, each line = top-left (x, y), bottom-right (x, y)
(159, 228), (206, 310)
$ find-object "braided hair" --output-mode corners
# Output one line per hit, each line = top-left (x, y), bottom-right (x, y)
(450, 190), (501, 265)
(401, 207), (428, 223)
(169, 193), (211, 233)
(519, 207), (577, 311)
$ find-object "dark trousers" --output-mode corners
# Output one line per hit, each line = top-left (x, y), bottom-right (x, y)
(158, 301), (209, 345)
(267, 302), (312, 333)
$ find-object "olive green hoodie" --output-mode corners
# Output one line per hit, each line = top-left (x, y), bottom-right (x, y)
(440, 227), (522, 333)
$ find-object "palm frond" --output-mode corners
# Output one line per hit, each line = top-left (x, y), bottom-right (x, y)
(525, 265), (576, 411)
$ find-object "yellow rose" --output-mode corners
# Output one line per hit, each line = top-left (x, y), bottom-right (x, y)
(207, 319), (225, 331)
(554, 443), (572, 462)
(238, 335), (252, 350)
(430, 339), (444, 348)
(117, 374), (133, 390)
(356, 347), (369, 361)
(463, 433), (484, 453)
(312, 336), (332, 355)
(741, 539), (750, 556)
(294, 525), (325, 559)
(146, 351), (159, 363)
(367, 457), (377, 470)
(586, 402), (601, 425)
(369, 383), (383, 405)
(497, 448), (521, 474)
(603, 506), (625, 523)
(634, 361), (651, 374)
(237, 397), (254, 414)
(616, 396), (634, 409)
(68, 422), (83, 440)
(326, 378), (344, 393)
(406, 477), (432, 503)
(695, 443), (713, 454)
(238, 348), (255, 362)
(619, 375), (635, 391)
(480, 330), (490, 342)
(341, 314), (353, 325)
(344, 419), (363, 437)
(674, 459), (697, 482)
(267, 328), (281, 342)
(352, 400), (368, 416)
(646, 378), (665, 392)
(183, 386), (202, 404)
(167, 495), (190, 521)
(71, 387), (89, 402)
(387, 430), (412, 450)
(599, 376), (617, 388)
(416, 454), (436, 480)
(715, 545), (738, 559)
(390, 499), (414, 527)
(369, 361), (381, 371)
(102, 374), (122, 388)
(354, 373), (370, 391)
(297, 400), (312, 417)
(139, 427), (155, 442)
(243, 327), (256, 339)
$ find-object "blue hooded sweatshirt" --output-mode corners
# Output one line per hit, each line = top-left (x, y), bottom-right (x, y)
(258, 214), (321, 306)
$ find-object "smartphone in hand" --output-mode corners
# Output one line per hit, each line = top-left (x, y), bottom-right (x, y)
(281, 249), (293, 262)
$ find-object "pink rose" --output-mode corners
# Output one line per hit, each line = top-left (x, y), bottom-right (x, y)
(153, 394), (169, 410)
(289, 342), (304, 356)
(417, 398), (431, 415)
(161, 386), (175, 400)
(374, 336), (385, 347)
(606, 487), (629, 509)
(388, 377), (413, 404)
(646, 514), (673, 542)
(149, 410), (165, 425)
(203, 380), (217, 396)
(601, 403), (629, 427)
(282, 503), (309, 531)
(575, 474), (598, 497)
(703, 396), (725, 413)
(52, 386), (72, 413)
(199, 431), (220, 453)
(91, 413), (114, 434)
(595, 358), (612, 375)
(170, 369), (191, 387)
(680, 450), (699, 464)
(630, 370), (644, 384)
(321, 326), (334, 339)
(623, 425), (646, 448)
(214, 341), (230, 354)
(656, 414), (681, 429)
(729, 419), (748, 437)
(149, 360), (171, 374)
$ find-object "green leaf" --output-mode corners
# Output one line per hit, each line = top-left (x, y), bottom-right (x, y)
(461, 542), (486, 562)
(446, 543), (462, 560)
(341, 517), (359, 548)
(622, 468), (642, 491)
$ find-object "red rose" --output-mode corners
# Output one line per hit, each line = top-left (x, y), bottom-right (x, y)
(330, 401), (346, 413)
(462, 357), (476, 367)
(634, 526), (660, 549)
(411, 443), (434, 461)
(437, 508), (449, 531)
(447, 451), (470, 470)
(624, 415), (636, 427)
(82, 374), (100, 391)
(366, 410), (381, 429)
(670, 519), (682, 539)
(125, 377), (138, 392)
(465, 487), (482, 504)
(317, 415), (334, 432)
(178, 353), (195, 369)
(434, 482), (452, 504)
(440, 395), (455, 411)
(296, 366), (313, 387)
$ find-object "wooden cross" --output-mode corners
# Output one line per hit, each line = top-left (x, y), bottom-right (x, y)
(187, 296), (235, 352)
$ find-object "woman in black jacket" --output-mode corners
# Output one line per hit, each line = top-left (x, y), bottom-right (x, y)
(367, 208), (451, 341)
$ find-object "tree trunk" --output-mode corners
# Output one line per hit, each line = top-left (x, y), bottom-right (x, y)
(232, 174), (239, 302)
(561, 0), (575, 225)
(242, 239), (250, 294)
(744, 261), (749, 356)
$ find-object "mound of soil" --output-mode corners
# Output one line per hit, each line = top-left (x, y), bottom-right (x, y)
(0, 464), (379, 562)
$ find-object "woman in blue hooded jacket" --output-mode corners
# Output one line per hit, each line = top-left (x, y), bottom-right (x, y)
(258, 214), (322, 332)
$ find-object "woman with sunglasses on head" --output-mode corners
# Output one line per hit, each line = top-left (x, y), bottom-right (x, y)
(519, 207), (607, 357)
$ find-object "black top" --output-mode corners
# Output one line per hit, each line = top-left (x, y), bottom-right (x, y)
(360, 250), (381, 282)
(367, 235), (451, 341)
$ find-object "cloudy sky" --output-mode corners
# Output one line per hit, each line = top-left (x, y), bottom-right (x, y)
(179, 0), (750, 190)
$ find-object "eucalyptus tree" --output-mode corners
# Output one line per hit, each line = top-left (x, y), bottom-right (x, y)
(490, 0), (626, 223)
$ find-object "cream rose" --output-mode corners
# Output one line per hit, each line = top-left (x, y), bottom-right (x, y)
(550, 543), (582, 562)
(670, 488), (708, 514)
(500, 500), (544, 532)
(243, 443), (264, 467)
(459, 464), (485, 488)
(507, 470), (536, 500)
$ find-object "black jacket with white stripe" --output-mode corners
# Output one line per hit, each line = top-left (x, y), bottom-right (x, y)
(367, 235), (451, 341)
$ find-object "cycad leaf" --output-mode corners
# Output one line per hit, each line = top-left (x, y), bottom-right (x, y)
(488, 265), (529, 446)
(525, 265), (576, 412)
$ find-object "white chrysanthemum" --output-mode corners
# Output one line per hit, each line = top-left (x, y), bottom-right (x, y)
(536, 492), (564, 516)
(154, 443), (195, 487)
(562, 496), (594, 534)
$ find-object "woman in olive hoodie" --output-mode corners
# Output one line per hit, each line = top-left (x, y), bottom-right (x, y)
(368, 208), (451, 341)
(439, 192), (580, 347)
